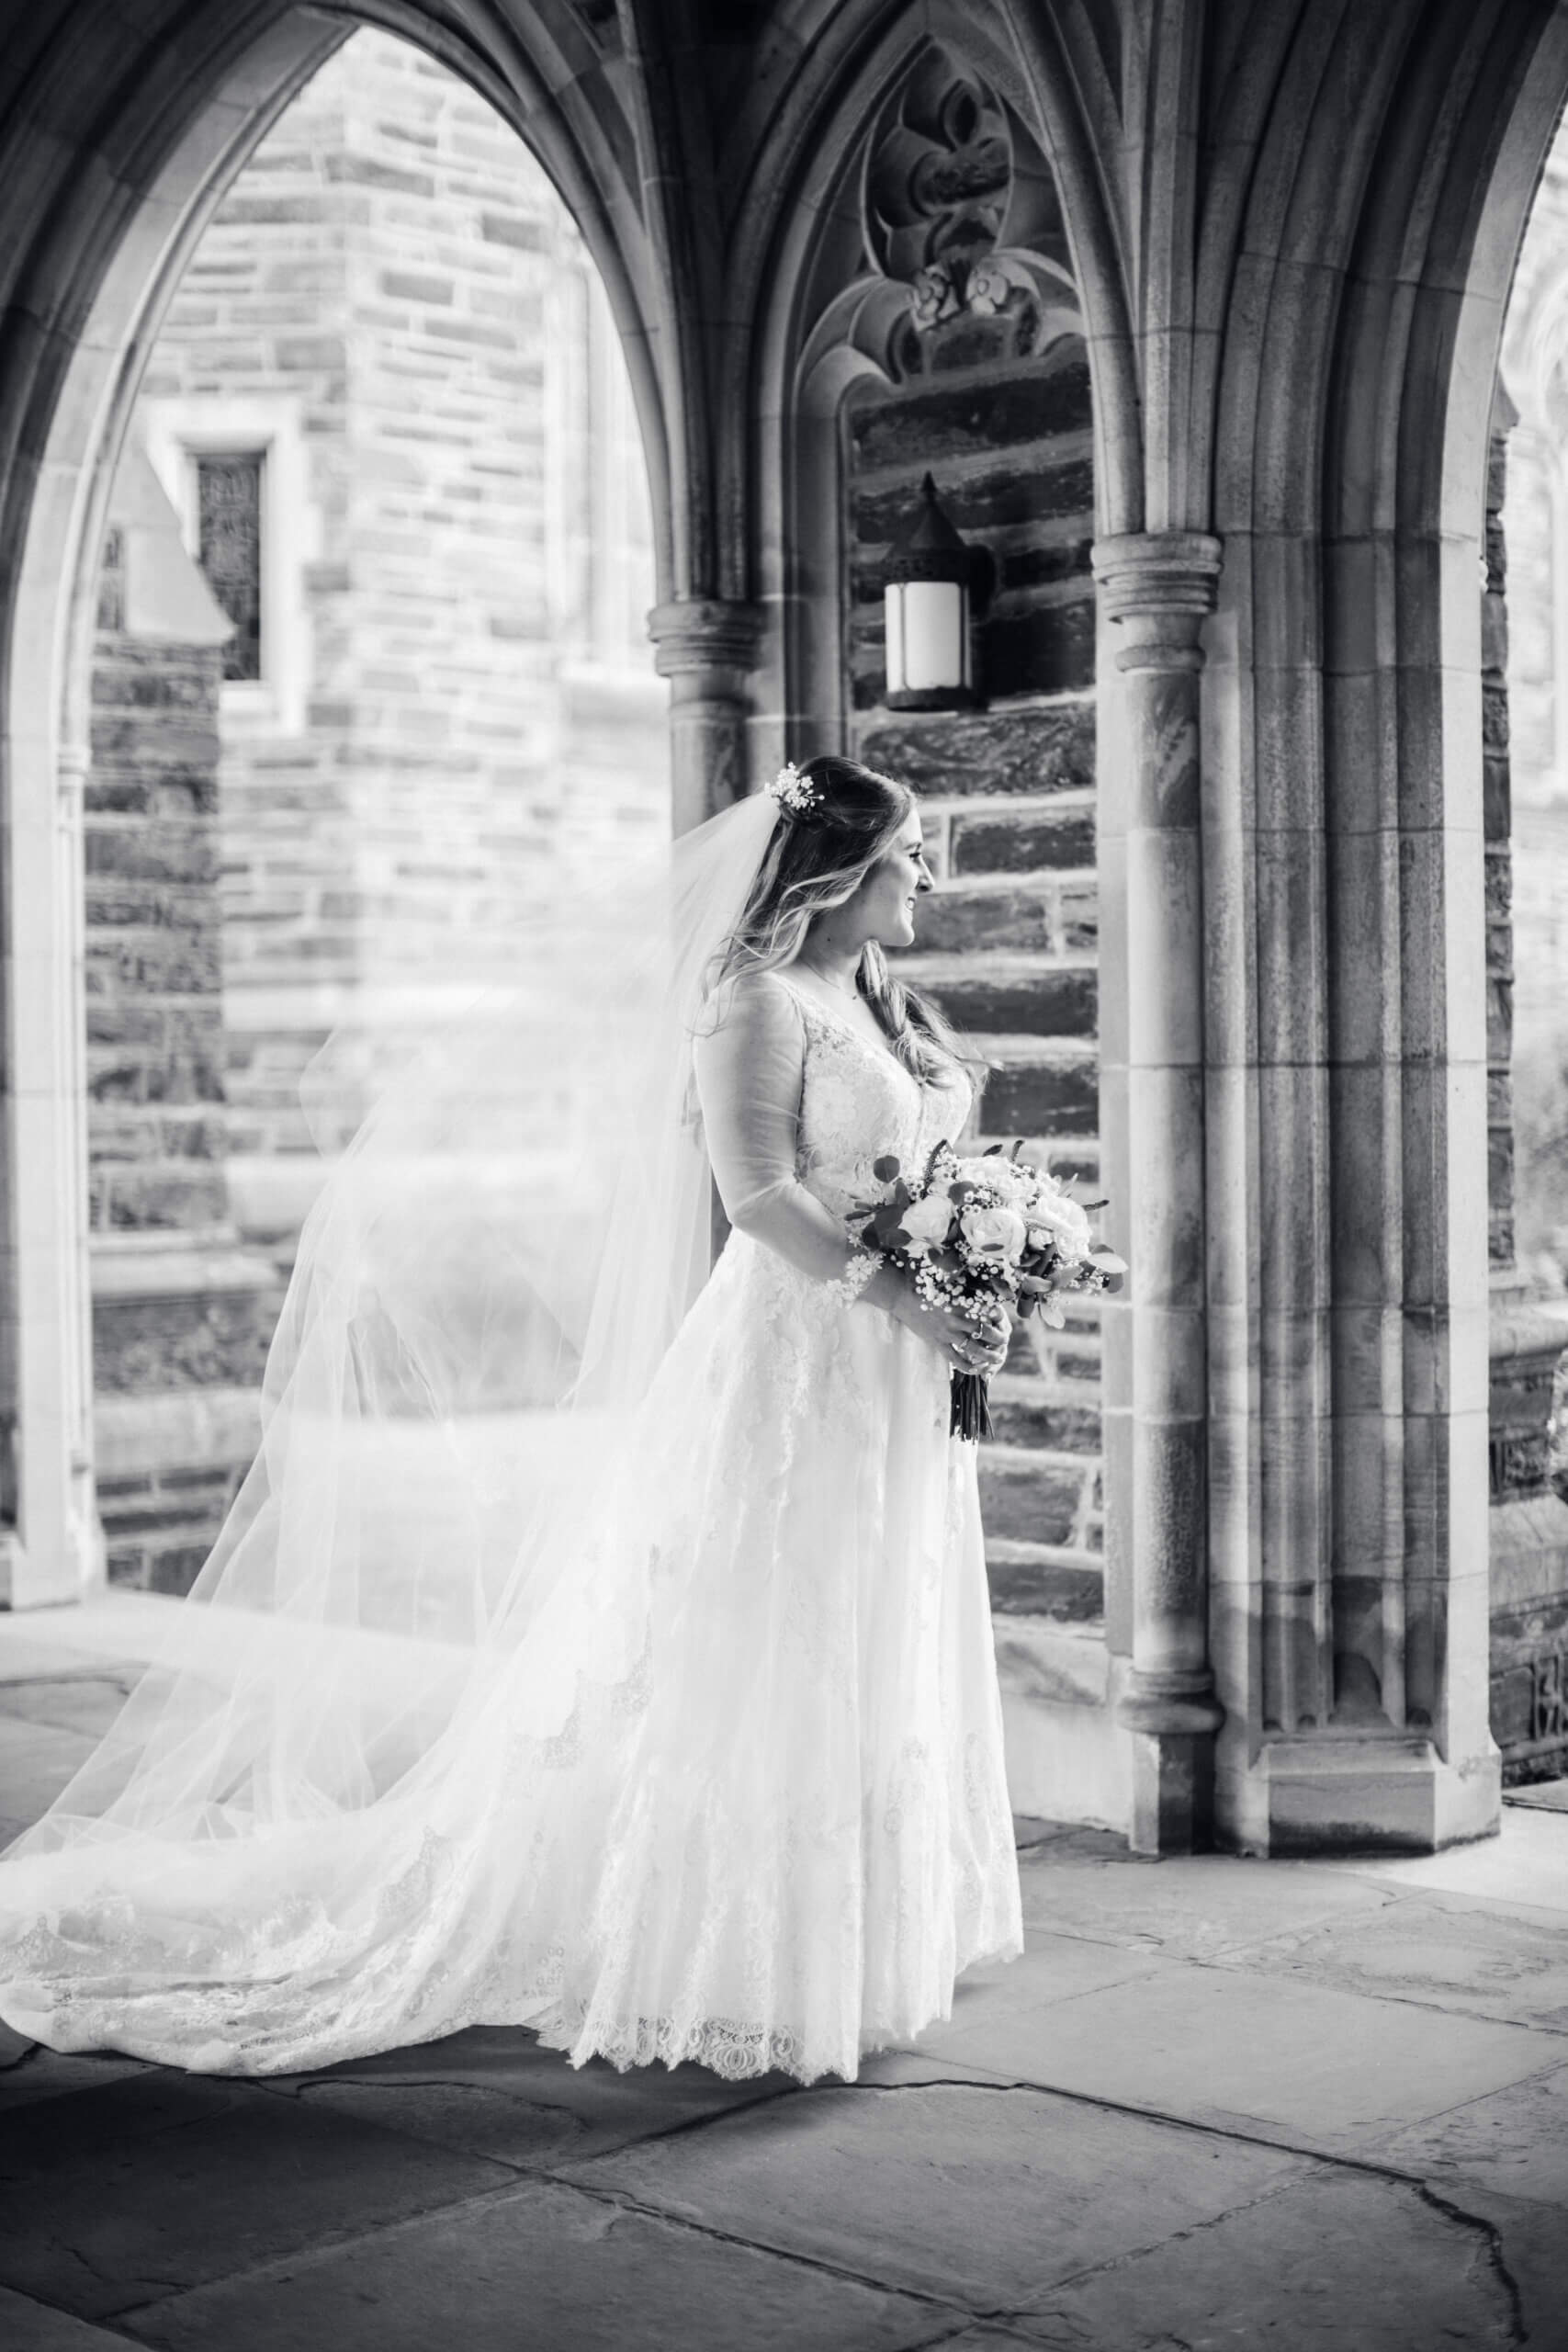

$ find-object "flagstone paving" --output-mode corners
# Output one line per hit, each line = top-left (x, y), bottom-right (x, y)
(2, 1612), (1567, 2350)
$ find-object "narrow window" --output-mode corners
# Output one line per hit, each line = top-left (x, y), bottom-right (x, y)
(195, 450), (265, 682)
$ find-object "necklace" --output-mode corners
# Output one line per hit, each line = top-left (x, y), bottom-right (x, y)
(794, 949), (861, 1001)
(795, 960), (859, 1001)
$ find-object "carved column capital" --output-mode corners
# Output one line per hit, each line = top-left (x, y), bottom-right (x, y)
(646, 599), (766, 831)
(648, 598), (765, 681)
(1091, 532), (1223, 670)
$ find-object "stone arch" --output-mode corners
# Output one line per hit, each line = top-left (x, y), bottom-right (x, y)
(0, 0), (671, 1604)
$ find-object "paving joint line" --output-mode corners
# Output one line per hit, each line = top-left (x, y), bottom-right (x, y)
(4, 2060), (1551, 2339)
(95, 2158), (983, 2335)
(84, 2171), (590, 2325)
(7, 2001), (1559, 2335)
(1412, 2180), (1529, 2346)
(534, 2167), (984, 2322)
(0, 2282), (152, 2347)
(989, 2165), (1331, 2327)
(542, 2075), (1543, 2328)
(824, 2069), (1568, 2210)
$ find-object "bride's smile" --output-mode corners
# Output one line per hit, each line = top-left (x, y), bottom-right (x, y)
(798, 821), (934, 968)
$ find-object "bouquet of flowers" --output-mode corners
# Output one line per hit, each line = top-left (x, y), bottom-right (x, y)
(854, 1139), (1126, 1442)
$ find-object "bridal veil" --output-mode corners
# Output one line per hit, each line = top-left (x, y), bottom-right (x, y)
(0, 788), (784, 2043)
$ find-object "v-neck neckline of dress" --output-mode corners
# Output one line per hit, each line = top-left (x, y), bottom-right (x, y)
(773, 967), (916, 1080)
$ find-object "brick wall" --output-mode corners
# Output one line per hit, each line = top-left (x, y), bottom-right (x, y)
(847, 327), (1101, 1626)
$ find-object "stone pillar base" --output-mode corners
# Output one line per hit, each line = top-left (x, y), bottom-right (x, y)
(1221, 1735), (1502, 1857)
(1130, 1729), (1216, 1855)
(0, 1502), (106, 1611)
(1113, 1656), (1223, 1854)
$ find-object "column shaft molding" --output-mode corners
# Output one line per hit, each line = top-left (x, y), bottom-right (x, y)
(1093, 526), (1224, 1849)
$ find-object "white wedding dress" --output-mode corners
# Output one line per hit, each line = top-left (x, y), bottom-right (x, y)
(0, 963), (1021, 2084)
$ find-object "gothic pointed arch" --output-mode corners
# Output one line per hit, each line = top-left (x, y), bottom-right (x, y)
(736, 5), (1125, 757)
(0, 0), (676, 1605)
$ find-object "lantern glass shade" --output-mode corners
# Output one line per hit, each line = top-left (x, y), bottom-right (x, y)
(885, 579), (970, 697)
(881, 473), (976, 709)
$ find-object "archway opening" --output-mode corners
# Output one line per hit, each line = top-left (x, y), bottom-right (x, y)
(63, 24), (667, 1597)
(1497, 140), (1568, 1308)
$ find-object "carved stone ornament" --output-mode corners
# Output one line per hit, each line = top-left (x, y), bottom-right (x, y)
(798, 44), (1081, 390)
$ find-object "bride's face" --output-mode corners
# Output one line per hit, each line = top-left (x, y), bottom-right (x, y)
(856, 818), (933, 949)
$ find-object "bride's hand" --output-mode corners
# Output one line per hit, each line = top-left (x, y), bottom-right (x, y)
(892, 1288), (1009, 1374)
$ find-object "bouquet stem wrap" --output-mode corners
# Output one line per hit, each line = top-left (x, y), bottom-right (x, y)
(950, 1370), (994, 1443)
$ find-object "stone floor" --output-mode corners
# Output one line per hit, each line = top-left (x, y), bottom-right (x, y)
(2, 1603), (1567, 2351)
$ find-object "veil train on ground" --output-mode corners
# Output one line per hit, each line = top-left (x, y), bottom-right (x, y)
(0, 789), (785, 2065)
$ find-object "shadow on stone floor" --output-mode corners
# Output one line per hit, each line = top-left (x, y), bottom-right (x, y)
(4, 1634), (1568, 2351)
(3, 1808), (1568, 2351)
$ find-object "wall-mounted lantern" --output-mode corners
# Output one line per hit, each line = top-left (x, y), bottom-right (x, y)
(883, 471), (987, 711)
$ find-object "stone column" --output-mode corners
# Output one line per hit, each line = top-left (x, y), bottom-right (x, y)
(1094, 530), (1224, 1853)
(648, 600), (765, 833)
(3, 735), (106, 1605)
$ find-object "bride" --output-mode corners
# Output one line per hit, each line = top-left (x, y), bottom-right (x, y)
(0, 752), (1021, 2085)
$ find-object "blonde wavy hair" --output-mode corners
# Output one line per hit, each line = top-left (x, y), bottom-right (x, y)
(711, 754), (972, 1088)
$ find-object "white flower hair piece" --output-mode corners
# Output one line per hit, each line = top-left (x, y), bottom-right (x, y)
(767, 760), (821, 818)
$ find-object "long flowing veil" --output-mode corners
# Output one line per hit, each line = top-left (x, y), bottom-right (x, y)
(0, 788), (783, 2064)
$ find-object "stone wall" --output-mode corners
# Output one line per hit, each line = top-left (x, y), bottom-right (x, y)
(134, 28), (668, 1225)
(86, 481), (278, 1592)
(1484, 422), (1516, 1272)
(847, 326), (1101, 1630)
(88, 634), (228, 1238)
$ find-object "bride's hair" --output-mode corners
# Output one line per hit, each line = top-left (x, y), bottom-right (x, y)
(713, 753), (970, 1086)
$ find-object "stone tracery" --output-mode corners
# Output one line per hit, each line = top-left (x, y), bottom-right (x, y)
(802, 42), (1081, 387)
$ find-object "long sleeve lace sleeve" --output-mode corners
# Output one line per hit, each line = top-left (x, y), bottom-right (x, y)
(693, 975), (881, 1295)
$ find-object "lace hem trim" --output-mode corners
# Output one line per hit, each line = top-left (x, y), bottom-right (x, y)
(535, 1929), (1026, 2088)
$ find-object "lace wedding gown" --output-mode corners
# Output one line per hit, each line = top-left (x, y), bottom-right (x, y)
(0, 967), (1021, 2083)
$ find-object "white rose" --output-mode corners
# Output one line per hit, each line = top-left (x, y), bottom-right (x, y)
(899, 1193), (955, 1253)
(960, 1204), (1027, 1264)
(1028, 1192), (1090, 1254)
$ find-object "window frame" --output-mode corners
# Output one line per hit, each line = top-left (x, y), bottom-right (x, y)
(139, 394), (314, 735)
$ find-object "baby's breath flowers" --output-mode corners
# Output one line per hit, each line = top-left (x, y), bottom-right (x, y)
(766, 761), (821, 817)
(853, 1139), (1126, 1442)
